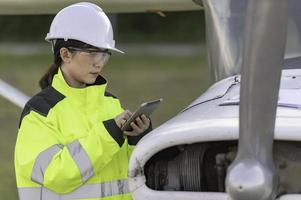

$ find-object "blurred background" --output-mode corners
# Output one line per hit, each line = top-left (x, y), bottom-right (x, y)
(0, 11), (209, 199)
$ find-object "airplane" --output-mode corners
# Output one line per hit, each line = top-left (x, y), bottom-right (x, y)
(1, 0), (301, 200)
(128, 1), (301, 200)
(0, 0), (202, 14)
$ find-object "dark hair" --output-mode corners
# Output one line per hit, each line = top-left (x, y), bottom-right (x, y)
(39, 39), (96, 89)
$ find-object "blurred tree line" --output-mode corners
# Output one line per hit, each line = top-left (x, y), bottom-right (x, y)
(0, 11), (205, 43)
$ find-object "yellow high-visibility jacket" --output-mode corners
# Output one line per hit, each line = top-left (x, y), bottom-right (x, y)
(15, 68), (150, 200)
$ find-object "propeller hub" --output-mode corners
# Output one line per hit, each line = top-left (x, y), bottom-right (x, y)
(226, 159), (275, 200)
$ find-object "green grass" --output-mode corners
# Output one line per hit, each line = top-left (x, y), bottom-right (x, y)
(0, 51), (209, 199)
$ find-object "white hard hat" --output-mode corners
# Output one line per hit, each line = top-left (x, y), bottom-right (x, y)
(45, 2), (124, 53)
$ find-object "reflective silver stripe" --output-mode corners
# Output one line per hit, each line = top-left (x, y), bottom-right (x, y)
(67, 140), (94, 183)
(18, 179), (130, 200)
(31, 144), (63, 184)
(18, 187), (41, 200)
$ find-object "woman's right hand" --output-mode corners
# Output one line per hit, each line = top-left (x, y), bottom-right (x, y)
(114, 110), (132, 129)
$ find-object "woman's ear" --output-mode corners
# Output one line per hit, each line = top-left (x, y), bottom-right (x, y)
(60, 47), (72, 63)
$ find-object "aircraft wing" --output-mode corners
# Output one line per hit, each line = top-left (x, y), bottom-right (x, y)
(0, 0), (202, 14)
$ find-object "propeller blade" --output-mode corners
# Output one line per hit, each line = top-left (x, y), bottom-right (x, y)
(226, 1), (289, 200)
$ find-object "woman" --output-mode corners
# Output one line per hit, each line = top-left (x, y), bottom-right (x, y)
(14, 2), (151, 200)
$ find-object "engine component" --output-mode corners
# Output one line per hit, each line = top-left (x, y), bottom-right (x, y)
(146, 144), (207, 191)
(145, 141), (301, 195)
(145, 142), (233, 191)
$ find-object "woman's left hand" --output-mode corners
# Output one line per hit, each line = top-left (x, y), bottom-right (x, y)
(123, 114), (150, 136)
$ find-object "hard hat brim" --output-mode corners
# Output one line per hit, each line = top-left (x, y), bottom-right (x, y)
(45, 37), (125, 54)
(109, 47), (124, 54)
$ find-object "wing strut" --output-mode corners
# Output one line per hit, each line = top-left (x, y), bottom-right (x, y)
(0, 79), (29, 108)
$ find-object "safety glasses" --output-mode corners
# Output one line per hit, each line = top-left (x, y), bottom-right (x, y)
(68, 47), (112, 65)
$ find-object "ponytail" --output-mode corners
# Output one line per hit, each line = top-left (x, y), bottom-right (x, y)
(39, 39), (63, 90)
(39, 64), (59, 89)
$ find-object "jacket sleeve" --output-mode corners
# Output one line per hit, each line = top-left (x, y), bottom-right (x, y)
(126, 121), (153, 156)
(15, 110), (125, 194)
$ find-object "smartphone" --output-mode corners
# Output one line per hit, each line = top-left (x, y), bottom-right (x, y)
(121, 98), (163, 131)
